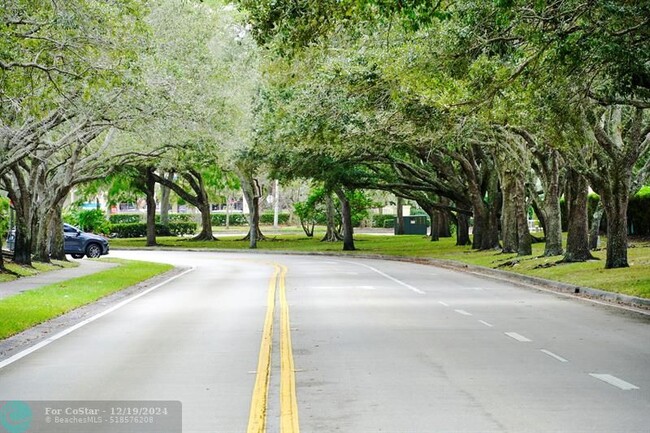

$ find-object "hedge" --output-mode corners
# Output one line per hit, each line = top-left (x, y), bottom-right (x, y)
(157, 214), (195, 223)
(109, 213), (196, 224)
(560, 187), (650, 235)
(211, 213), (248, 226)
(111, 222), (197, 238)
(627, 187), (650, 236)
(260, 212), (291, 225)
(372, 214), (395, 228)
(109, 214), (141, 224)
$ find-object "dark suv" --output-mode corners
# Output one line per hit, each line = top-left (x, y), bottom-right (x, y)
(63, 223), (110, 259)
(6, 224), (110, 259)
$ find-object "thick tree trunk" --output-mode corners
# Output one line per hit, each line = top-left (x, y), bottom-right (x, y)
(145, 168), (158, 247)
(239, 173), (264, 248)
(33, 213), (51, 263)
(456, 213), (472, 246)
(426, 207), (439, 242)
(470, 181), (501, 251)
(601, 188), (630, 269)
(160, 172), (173, 227)
(395, 196), (405, 235)
(589, 201), (604, 250)
(11, 193), (33, 266)
(436, 199), (452, 238)
(334, 187), (355, 251)
(49, 204), (66, 261)
(321, 192), (342, 242)
(194, 190), (214, 241)
(542, 198), (563, 256)
(563, 171), (594, 262)
(500, 174), (532, 255)
(516, 202), (532, 256)
(500, 177), (518, 253)
(243, 195), (265, 248)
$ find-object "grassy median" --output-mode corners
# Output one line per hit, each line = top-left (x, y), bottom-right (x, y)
(0, 259), (173, 339)
(110, 233), (650, 299)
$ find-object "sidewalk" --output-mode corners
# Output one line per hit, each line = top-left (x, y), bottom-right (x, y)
(0, 260), (118, 301)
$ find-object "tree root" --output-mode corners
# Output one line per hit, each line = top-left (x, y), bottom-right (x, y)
(191, 234), (219, 241)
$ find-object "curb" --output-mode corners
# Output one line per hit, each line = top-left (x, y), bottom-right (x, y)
(114, 247), (650, 315)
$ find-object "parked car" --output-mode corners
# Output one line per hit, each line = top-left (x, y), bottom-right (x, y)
(5, 224), (110, 259)
(63, 223), (110, 259)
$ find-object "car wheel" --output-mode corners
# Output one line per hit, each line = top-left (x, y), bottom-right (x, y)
(71, 253), (84, 259)
(86, 243), (102, 258)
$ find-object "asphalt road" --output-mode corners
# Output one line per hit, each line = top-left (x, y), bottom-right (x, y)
(1, 250), (648, 433)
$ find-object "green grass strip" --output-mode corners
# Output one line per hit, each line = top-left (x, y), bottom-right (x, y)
(0, 259), (173, 339)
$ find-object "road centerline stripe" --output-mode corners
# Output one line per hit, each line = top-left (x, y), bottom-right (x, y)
(247, 265), (279, 433)
(279, 264), (300, 433)
(248, 263), (300, 433)
(479, 320), (494, 327)
(589, 374), (639, 390)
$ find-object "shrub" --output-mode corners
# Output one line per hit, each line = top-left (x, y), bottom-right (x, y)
(560, 188), (650, 235)
(167, 222), (198, 236)
(211, 213), (248, 226)
(260, 212), (291, 225)
(372, 214), (395, 228)
(629, 186), (650, 236)
(110, 222), (197, 238)
(109, 214), (141, 224)
(110, 223), (146, 238)
(67, 209), (110, 234)
(156, 213), (195, 223)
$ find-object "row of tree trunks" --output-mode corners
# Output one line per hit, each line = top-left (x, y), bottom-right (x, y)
(563, 170), (594, 262)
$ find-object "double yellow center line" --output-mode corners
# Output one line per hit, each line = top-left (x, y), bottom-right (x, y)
(247, 264), (300, 433)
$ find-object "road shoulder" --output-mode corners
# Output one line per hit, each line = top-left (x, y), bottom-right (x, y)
(0, 266), (187, 364)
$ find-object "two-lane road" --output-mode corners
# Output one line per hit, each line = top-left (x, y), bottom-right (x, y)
(1, 250), (648, 432)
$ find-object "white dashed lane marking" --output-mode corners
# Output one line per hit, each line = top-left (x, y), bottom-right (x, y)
(505, 332), (532, 342)
(590, 374), (639, 391)
(540, 349), (569, 363)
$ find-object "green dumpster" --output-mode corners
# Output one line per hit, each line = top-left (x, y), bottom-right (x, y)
(395, 216), (429, 235)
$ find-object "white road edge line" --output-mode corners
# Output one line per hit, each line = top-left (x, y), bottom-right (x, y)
(540, 349), (569, 363)
(455, 309), (472, 316)
(589, 374), (639, 391)
(479, 320), (493, 327)
(505, 332), (532, 342)
(340, 261), (425, 295)
(0, 267), (196, 370)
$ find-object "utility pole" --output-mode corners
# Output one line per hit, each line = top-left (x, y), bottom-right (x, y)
(273, 180), (280, 228)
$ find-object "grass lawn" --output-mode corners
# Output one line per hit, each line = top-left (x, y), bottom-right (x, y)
(0, 259), (173, 339)
(110, 230), (650, 299)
